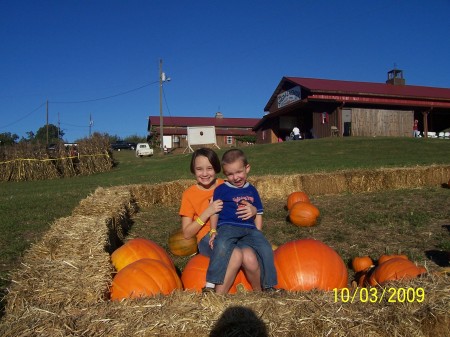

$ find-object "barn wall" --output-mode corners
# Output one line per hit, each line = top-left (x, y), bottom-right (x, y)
(351, 109), (414, 137)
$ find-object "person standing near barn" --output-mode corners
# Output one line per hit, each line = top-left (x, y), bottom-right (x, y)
(179, 148), (262, 294)
(292, 126), (301, 140)
(413, 119), (420, 137)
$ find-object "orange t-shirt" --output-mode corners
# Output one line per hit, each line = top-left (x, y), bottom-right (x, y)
(179, 179), (224, 243)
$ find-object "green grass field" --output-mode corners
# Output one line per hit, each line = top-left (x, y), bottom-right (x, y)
(1, 137), (450, 302)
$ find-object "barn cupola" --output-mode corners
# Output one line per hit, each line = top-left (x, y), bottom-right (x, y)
(386, 68), (405, 85)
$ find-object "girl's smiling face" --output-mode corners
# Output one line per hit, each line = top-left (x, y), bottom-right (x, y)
(194, 155), (217, 189)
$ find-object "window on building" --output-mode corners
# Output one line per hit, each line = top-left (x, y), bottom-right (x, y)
(226, 136), (233, 145)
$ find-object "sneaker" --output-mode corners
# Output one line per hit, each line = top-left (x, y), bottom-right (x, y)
(264, 287), (285, 293)
(202, 287), (215, 293)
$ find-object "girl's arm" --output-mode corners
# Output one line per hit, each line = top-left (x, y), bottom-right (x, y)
(181, 199), (223, 239)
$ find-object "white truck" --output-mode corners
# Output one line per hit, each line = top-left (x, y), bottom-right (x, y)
(135, 143), (154, 157)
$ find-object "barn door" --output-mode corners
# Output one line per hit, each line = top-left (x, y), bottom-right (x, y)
(342, 109), (352, 136)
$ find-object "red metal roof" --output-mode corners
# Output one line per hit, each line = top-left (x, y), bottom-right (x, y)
(265, 76), (450, 111)
(286, 77), (450, 100)
(149, 116), (259, 128)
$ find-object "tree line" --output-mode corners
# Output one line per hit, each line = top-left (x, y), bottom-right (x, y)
(0, 124), (147, 147)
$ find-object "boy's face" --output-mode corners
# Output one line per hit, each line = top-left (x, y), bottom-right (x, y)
(222, 160), (250, 188)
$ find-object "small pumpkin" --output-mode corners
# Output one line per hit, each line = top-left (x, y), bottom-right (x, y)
(289, 202), (320, 227)
(287, 191), (310, 210)
(368, 257), (427, 286)
(111, 238), (175, 272)
(168, 228), (198, 256)
(110, 258), (182, 300)
(274, 239), (348, 291)
(181, 254), (252, 294)
(351, 256), (374, 273)
(378, 254), (408, 265)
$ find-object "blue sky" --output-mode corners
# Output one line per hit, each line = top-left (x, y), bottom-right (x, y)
(1, 0), (449, 142)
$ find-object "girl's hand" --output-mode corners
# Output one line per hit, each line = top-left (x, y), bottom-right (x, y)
(207, 199), (223, 217)
(236, 200), (257, 220)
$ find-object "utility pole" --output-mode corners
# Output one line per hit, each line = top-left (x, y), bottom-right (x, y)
(57, 112), (60, 140)
(159, 59), (164, 149)
(89, 113), (93, 137)
(46, 100), (49, 145)
(159, 59), (170, 150)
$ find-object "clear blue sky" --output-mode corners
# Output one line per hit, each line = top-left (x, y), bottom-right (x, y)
(1, 0), (449, 142)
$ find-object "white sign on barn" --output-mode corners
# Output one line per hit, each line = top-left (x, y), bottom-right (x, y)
(277, 86), (301, 108)
(184, 126), (220, 153)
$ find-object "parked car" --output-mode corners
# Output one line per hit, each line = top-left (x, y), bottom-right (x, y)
(135, 143), (154, 157)
(111, 141), (137, 151)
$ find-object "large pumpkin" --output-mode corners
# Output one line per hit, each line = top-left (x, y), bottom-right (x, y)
(168, 228), (198, 256)
(110, 258), (182, 300)
(368, 257), (427, 286)
(181, 254), (252, 294)
(111, 238), (175, 272)
(274, 239), (348, 291)
(287, 191), (310, 210)
(289, 202), (320, 227)
(351, 256), (374, 273)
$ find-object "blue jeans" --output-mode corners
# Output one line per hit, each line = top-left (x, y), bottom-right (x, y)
(205, 225), (277, 289)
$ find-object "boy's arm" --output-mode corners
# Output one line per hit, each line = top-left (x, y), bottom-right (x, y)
(209, 213), (218, 248)
(255, 214), (263, 230)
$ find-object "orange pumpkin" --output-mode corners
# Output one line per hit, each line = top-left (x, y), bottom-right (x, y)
(168, 229), (198, 256)
(351, 256), (374, 273)
(110, 258), (182, 300)
(368, 257), (427, 286)
(378, 254), (409, 265)
(111, 238), (175, 272)
(181, 254), (252, 294)
(287, 191), (310, 210)
(274, 239), (348, 291)
(289, 202), (320, 227)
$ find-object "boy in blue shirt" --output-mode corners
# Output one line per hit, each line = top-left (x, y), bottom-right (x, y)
(206, 149), (277, 291)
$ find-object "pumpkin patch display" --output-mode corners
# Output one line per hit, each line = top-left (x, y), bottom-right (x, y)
(368, 257), (427, 286)
(168, 228), (198, 256)
(181, 254), (252, 294)
(288, 202), (320, 227)
(110, 258), (182, 300)
(274, 239), (348, 291)
(287, 191), (310, 210)
(351, 256), (374, 273)
(111, 237), (175, 272)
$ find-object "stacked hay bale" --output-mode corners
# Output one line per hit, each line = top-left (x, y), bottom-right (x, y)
(1, 166), (450, 336)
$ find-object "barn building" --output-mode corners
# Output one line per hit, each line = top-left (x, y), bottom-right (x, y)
(147, 112), (259, 150)
(253, 70), (450, 143)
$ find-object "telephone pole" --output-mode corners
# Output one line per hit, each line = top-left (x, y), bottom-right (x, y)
(46, 100), (49, 145)
(159, 59), (170, 149)
(159, 59), (163, 149)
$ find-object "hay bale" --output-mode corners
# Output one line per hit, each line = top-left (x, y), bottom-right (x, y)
(2, 165), (450, 336)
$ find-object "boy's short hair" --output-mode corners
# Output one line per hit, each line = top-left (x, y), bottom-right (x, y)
(221, 148), (248, 167)
(190, 148), (221, 174)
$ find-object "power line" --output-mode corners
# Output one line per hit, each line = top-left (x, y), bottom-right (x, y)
(0, 102), (46, 130)
(50, 81), (159, 104)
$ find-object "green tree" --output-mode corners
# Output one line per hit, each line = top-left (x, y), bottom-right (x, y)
(0, 132), (19, 145)
(35, 124), (64, 144)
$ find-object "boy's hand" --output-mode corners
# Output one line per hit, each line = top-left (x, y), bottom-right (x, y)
(209, 233), (217, 249)
(236, 200), (257, 220)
